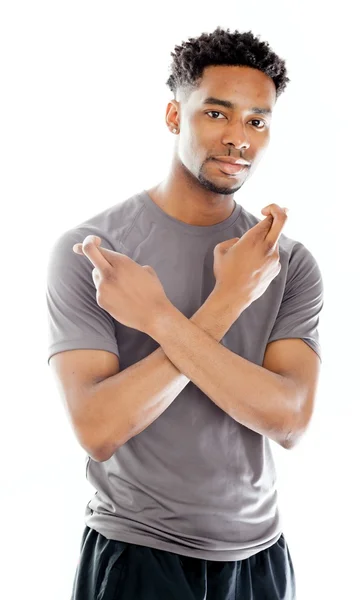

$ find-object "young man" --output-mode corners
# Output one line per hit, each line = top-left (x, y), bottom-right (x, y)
(47, 26), (323, 599)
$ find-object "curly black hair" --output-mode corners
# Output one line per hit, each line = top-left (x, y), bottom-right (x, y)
(166, 26), (290, 101)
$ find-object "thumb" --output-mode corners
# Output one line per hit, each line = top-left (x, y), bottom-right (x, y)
(214, 237), (240, 255)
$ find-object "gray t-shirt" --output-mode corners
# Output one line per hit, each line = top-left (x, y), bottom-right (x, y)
(46, 189), (324, 561)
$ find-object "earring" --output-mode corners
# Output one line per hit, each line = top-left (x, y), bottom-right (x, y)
(172, 128), (178, 133)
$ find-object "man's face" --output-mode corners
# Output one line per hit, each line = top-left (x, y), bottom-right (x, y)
(169, 65), (277, 195)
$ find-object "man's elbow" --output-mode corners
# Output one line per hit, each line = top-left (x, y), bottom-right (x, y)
(281, 419), (307, 449)
(281, 434), (297, 450)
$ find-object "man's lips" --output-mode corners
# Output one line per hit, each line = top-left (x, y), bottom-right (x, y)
(212, 156), (251, 166)
(211, 159), (250, 175)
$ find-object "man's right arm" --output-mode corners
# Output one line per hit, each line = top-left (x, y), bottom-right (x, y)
(51, 290), (243, 462)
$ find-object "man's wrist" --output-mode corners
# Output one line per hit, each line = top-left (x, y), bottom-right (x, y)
(200, 289), (249, 336)
(146, 301), (183, 342)
(147, 288), (249, 343)
(207, 287), (249, 322)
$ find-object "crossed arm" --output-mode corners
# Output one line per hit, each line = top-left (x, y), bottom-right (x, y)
(147, 293), (321, 450)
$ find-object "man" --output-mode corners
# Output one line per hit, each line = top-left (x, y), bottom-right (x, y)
(47, 26), (323, 599)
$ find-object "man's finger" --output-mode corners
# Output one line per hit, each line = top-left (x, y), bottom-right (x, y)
(254, 214), (275, 236)
(73, 236), (114, 272)
(264, 206), (287, 248)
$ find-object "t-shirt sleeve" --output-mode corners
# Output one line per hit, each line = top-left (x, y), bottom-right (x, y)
(46, 229), (120, 365)
(267, 242), (324, 362)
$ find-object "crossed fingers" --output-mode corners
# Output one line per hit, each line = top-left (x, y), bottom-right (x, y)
(263, 205), (288, 250)
(72, 235), (114, 275)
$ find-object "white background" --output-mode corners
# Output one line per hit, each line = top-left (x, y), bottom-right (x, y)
(1, 1), (358, 599)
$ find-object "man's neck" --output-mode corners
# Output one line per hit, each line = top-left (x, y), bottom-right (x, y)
(146, 178), (236, 227)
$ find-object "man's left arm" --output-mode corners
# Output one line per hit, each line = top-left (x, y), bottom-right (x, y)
(148, 297), (321, 450)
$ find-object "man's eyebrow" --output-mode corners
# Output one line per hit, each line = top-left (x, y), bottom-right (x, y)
(202, 96), (272, 115)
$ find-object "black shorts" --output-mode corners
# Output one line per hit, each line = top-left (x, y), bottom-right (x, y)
(70, 525), (296, 599)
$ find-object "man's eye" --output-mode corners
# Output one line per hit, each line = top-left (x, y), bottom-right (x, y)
(206, 112), (266, 129)
(206, 111), (226, 119)
(251, 119), (266, 129)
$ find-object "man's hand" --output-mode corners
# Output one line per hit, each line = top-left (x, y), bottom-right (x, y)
(213, 204), (288, 312)
(72, 236), (172, 334)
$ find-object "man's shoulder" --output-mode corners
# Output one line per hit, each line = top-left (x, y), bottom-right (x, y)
(49, 190), (145, 255)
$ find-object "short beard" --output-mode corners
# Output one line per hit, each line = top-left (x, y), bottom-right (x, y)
(197, 161), (245, 195)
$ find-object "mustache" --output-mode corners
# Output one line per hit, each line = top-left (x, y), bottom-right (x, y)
(210, 149), (250, 160)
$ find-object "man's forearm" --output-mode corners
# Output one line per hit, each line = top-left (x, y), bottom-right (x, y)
(149, 304), (297, 449)
(86, 291), (240, 461)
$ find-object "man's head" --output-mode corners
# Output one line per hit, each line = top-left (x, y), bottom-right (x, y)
(165, 27), (290, 196)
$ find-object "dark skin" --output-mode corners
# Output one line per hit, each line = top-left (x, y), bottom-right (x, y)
(73, 64), (285, 339)
(147, 64), (277, 226)
(71, 64), (320, 451)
